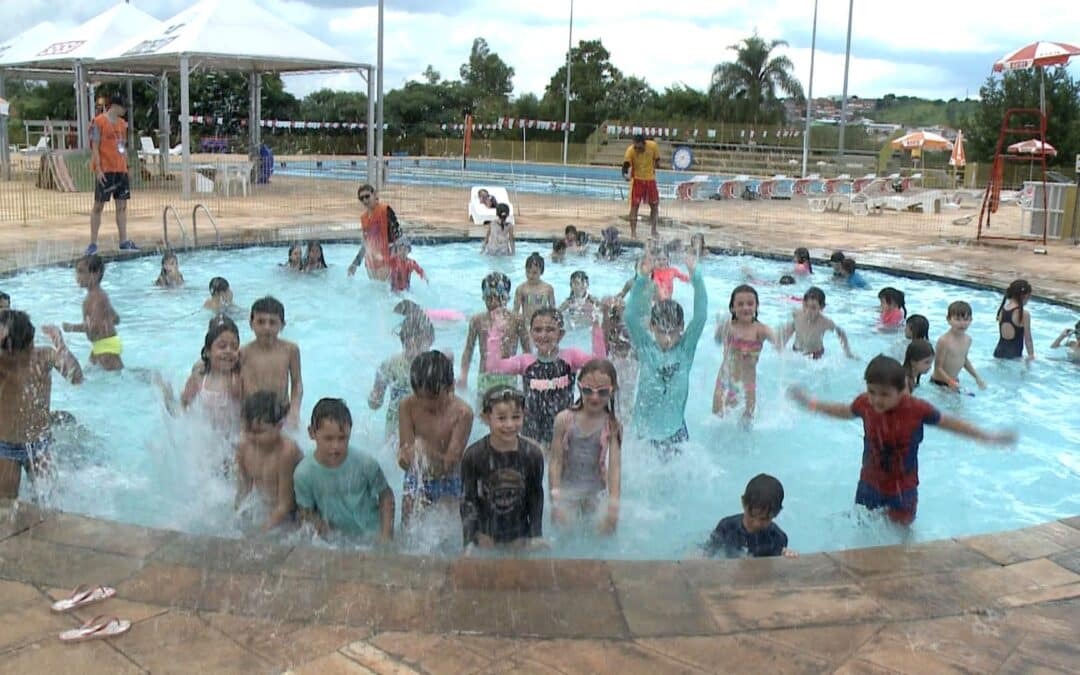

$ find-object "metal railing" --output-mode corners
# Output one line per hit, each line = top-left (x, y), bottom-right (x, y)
(162, 205), (187, 248)
(192, 203), (221, 245)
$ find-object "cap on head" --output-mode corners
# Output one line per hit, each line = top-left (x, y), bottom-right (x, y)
(108, 94), (125, 110)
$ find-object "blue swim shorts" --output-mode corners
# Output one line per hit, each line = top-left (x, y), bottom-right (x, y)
(0, 436), (52, 470)
(403, 473), (463, 503)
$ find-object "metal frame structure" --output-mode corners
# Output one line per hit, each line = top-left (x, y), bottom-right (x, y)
(977, 108), (1049, 245)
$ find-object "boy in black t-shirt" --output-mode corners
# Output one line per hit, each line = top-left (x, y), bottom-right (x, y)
(704, 474), (798, 559)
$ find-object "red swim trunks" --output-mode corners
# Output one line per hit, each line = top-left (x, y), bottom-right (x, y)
(631, 179), (659, 206)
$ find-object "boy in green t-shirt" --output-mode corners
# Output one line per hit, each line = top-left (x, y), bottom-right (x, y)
(294, 398), (394, 541)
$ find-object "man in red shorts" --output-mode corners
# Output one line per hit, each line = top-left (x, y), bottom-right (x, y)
(621, 133), (661, 240)
(88, 95), (138, 256)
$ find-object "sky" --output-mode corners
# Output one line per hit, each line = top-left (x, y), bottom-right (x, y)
(4, 0), (1080, 108)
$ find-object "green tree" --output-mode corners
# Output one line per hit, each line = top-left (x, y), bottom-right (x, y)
(459, 37), (515, 117)
(709, 32), (803, 124)
(605, 75), (657, 120)
(300, 89), (368, 122)
(422, 65), (441, 85)
(541, 39), (625, 137)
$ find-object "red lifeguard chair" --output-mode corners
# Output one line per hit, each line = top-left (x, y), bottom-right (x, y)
(976, 108), (1050, 246)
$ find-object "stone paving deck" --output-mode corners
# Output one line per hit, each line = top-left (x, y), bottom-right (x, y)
(1, 502), (1078, 674)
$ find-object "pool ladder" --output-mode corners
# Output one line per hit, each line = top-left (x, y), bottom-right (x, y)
(162, 204), (221, 249)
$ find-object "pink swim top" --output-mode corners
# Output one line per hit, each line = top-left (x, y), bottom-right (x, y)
(881, 308), (905, 327)
(425, 309), (466, 322)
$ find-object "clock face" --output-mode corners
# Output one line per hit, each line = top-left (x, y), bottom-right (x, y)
(673, 147), (692, 170)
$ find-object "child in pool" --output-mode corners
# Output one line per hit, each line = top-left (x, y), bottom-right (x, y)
(651, 247), (690, 301)
(690, 233), (708, 259)
(714, 284), (779, 422)
(903, 339), (934, 393)
(235, 391), (303, 531)
(993, 279), (1035, 360)
(704, 474), (797, 559)
(548, 359), (622, 534)
(481, 203), (514, 256)
(838, 257), (868, 289)
(485, 307), (607, 449)
(877, 287), (907, 329)
(240, 296), (303, 428)
(182, 315), (243, 438)
(0, 310), (83, 499)
(460, 386), (545, 550)
(1050, 319), (1080, 362)
(563, 225), (582, 254)
(304, 240), (328, 271)
(931, 301), (986, 391)
(599, 295), (638, 415)
(0, 292), (9, 310)
(513, 253), (556, 325)
(780, 286), (854, 359)
(154, 251), (185, 288)
(370, 313), (435, 441)
(397, 351), (474, 526)
(558, 270), (598, 330)
(204, 277), (235, 313)
(387, 239), (427, 292)
(459, 272), (530, 398)
(62, 254), (122, 371)
(596, 226), (622, 261)
(905, 314), (930, 341)
(283, 243), (303, 271)
(294, 398), (394, 541)
(625, 252), (707, 455)
(394, 299), (465, 323)
(829, 250), (845, 277)
(792, 247), (813, 276)
(789, 355), (1015, 525)
(551, 239), (567, 264)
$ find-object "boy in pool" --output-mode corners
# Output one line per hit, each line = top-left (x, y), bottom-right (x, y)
(370, 312), (436, 441)
(704, 474), (798, 559)
(837, 257), (869, 289)
(459, 272), (530, 399)
(387, 239), (427, 292)
(294, 398), (394, 541)
(0, 292), (10, 309)
(204, 277), (235, 313)
(931, 301), (986, 391)
(780, 287), (855, 359)
(789, 355), (1015, 524)
(460, 386), (545, 550)
(1050, 319), (1080, 362)
(397, 351), (474, 525)
(62, 254), (123, 371)
(513, 253), (556, 324)
(0, 310), (83, 498)
(235, 391), (303, 531)
(240, 297), (303, 428)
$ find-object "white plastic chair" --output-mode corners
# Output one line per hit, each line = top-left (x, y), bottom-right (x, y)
(216, 162), (251, 197)
(468, 186), (514, 224)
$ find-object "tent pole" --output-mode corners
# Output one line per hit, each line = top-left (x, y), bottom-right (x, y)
(376, 0), (385, 189)
(0, 71), (9, 181)
(74, 62), (88, 150)
(126, 78), (135, 169)
(255, 73), (262, 161)
(365, 67), (375, 184)
(158, 73), (169, 177)
(180, 55), (191, 201)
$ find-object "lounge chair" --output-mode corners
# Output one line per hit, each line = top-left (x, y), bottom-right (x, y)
(675, 175), (711, 200)
(20, 136), (49, 154)
(468, 186), (515, 225)
(139, 136), (183, 160)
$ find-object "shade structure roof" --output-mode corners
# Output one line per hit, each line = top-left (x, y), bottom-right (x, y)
(94, 0), (364, 73)
(0, 22), (62, 67)
(0, 3), (163, 69)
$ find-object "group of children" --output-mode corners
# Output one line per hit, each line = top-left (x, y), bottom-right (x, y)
(1, 220), (1076, 559)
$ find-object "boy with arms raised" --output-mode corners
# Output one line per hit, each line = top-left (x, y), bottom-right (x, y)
(63, 254), (123, 371)
(931, 301), (987, 391)
(235, 391), (303, 531)
(0, 310), (83, 498)
(398, 351), (474, 525)
(240, 296), (302, 427)
(294, 398), (394, 541)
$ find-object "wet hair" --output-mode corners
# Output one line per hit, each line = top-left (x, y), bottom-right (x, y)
(569, 359), (623, 444)
(156, 251), (180, 285)
(398, 313), (435, 348)
(570, 270), (589, 285)
(495, 202), (510, 224)
(79, 254), (105, 280)
(311, 397), (352, 431)
(650, 299), (684, 331)
(632, 133), (645, 143)
(481, 384), (525, 414)
(728, 284), (760, 321)
(803, 286), (826, 308)
(778, 275), (796, 285)
(794, 247), (813, 273)
(552, 240), (567, 254)
(598, 227), (622, 260)
(864, 354), (906, 391)
(0, 309), (34, 352)
(742, 473), (784, 518)
(481, 271), (511, 299)
(287, 242), (303, 265)
(409, 350), (454, 395)
(905, 314), (929, 340)
(241, 390), (290, 426)
(530, 307), (565, 330)
(996, 279), (1032, 324)
(564, 225), (578, 238)
(200, 315), (240, 373)
(393, 299), (423, 317)
(304, 240), (327, 270)
(841, 257), (856, 274)
(209, 276), (230, 295)
(903, 339), (935, 389)
(878, 287), (907, 317)
(250, 296), (285, 323)
(576, 231), (589, 245)
(690, 233), (706, 255)
(947, 300), (972, 320)
(525, 252), (546, 273)
(356, 183), (375, 200)
(830, 250), (845, 264)
(0, 291), (10, 307)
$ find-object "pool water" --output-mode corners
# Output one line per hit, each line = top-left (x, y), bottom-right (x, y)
(4, 241), (1078, 559)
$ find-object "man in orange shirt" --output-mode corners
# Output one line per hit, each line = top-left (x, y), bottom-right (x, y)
(621, 134), (661, 241)
(88, 95), (138, 255)
(348, 183), (402, 281)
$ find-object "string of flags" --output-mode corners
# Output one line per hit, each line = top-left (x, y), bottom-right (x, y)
(605, 124), (802, 139)
(187, 115), (378, 130)
(442, 117), (576, 132)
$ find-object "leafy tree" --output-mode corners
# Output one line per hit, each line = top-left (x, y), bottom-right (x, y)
(300, 89), (368, 122)
(459, 37), (514, 117)
(605, 75), (657, 120)
(649, 84), (712, 120)
(709, 32), (803, 124)
(510, 93), (541, 120)
(542, 39), (624, 134)
(422, 65), (441, 85)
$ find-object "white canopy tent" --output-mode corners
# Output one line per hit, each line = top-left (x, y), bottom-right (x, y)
(94, 0), (376, 199)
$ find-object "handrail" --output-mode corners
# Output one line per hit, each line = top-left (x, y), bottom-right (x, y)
(162, 205), (187, 248)
(192, 204), (221, 246)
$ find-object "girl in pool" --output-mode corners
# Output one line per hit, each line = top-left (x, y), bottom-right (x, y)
(513, 253), (556, 325)
(481, 203), (514, 256)
(714, 284), (779, 423)
(993, 279), (1035, 360)
(903, 339), (934, 393)
(485, 307), (606, 449)
(154, 251), (184, 288)
(878, 287), (907, 330)
(283, 243), (303, 271)
(792, 247), (813, 276)
(369, 312), (435, 442)
(182, 315), (243, 438)
(651, 247), (690, 301)
(1050, 319), (1080, 362)
(548, 359), (622, 534)
(690, 233), (708, 259)
(304, 240), (328, 271)
(558, 270), (598, 330)
(905, 314), (930, 341)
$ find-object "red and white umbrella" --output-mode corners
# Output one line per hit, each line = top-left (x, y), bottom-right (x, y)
(890, 130), (953, 151)
(993, 41), (1080, 71)
(949, 129), (966, 167)
(1007, 138), (1057, 156)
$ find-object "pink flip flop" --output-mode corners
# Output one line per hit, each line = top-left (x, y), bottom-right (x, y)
(58, 615), (130, 643)
(51, 585), (117, 613)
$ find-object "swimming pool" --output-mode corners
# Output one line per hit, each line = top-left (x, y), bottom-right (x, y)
(4, 241), (1078, 559)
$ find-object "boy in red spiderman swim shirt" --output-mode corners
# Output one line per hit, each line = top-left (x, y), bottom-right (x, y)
(387, 240), (427, 292)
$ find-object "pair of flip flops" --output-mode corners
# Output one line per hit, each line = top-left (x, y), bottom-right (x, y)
(51, 585), (131, 643)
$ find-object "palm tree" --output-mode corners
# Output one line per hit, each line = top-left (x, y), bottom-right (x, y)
(710, 33), (804, 124)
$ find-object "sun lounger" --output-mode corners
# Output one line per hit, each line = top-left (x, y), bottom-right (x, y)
(468, 186), (515, 225)
(20, 137), (49, 155)
(675, 175), (711, 200)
